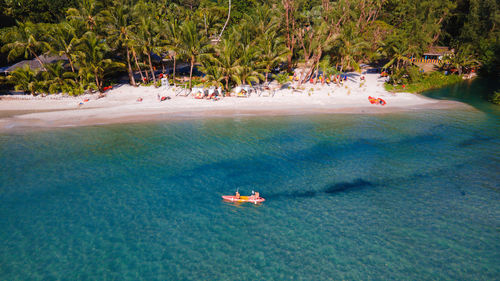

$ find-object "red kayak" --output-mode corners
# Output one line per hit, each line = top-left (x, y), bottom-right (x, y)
(368, 96), (387, 106)
(222, 195), (265, 204)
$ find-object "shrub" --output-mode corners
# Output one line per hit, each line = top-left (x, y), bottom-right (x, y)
(8, 65), (41, 95)
(385, 71), (463, 93)
(275, 72), (290, 85)
(489, 90), (500, 105)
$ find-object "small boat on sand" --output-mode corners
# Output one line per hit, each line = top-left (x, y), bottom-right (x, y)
(222, 191), (265, 204)
(368, 96), (387, 106)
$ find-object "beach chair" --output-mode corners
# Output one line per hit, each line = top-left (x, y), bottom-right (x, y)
(236, 89), (248, 97)
(174, 85), (191, 96)
(260, 88), (276, 97)
(207, 87), (216, 97)
(191, 87), (205, 99)
(258, 82), (275, 97)
(233, 85), (252, 97)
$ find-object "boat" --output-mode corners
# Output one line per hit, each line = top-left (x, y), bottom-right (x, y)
(222, 192), (265, 204)
(222, 195), (265, 204)
(368, 96), (387, 106)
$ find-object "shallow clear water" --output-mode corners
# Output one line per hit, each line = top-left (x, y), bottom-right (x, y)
(0, 80), (499, 280)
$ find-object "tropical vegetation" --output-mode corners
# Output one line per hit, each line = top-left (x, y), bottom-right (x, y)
(384, 69), (463, 93)
(0, 0), (498, 97)
(489, 90), (500, 105)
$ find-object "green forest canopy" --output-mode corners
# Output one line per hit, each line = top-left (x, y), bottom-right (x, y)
(0, 0), (498, 94)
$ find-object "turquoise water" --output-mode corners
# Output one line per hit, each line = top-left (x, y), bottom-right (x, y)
(1, 81), (499, 280)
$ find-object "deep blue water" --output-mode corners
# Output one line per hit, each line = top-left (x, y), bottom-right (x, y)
(0, 80), (499, 280)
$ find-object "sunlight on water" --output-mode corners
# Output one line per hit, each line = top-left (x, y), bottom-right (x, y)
(0, 81), (499, 280)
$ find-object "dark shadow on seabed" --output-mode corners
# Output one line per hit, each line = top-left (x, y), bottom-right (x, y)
(264, 178), (375, 200)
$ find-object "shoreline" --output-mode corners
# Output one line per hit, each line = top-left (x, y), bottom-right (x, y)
(0, 73), (473, 132)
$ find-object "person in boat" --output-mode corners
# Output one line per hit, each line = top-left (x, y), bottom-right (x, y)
(250, 190), (260, 199)
(235, 191), (240, 199)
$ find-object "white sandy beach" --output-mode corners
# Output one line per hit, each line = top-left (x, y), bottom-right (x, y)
(0, 73), (470, 131)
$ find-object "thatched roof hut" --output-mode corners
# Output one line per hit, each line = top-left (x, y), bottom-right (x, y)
(0, 54), (68, 74)
(423, 46), (454, 57)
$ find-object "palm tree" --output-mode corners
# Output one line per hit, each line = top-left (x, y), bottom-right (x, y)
(246, 4), (278, 37)
(443, 47), (479, 75)
(383, 44), (413, 71)
(257, 31), (290, 83)
(199, 60), (223, 88)
(163, 16), (182, 86)
(7, 65), (40, 95)
(196, 5), (224, 38)
(318, 57), (336, 85)
(134, 4), (159, 84)
(40, 61), (78, 94)
(218, 0), (231, 38)
(206, 38), (240, 90)
(46, 22), (79, 73)
(381, 35), (419, 72)
(335, 25), (369, 72)
(66, 0), (101, 31)
(179, 20), (211, 89)
(102, 3), (137, 86)
(75, 32), (124, 92)
(233, 43), (263, 86)
(2, 21), (49, 71)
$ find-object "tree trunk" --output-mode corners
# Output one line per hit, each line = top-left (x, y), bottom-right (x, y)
(203, 14), (208, 36)
(173, 55), (177, 86)
(313, 52), (321, 84)
(67, 53), (75, 73)
(219, 0), (231, 38)
(95, 69), (101, 92)
(30, 48), (47, 71)
(287, 54), (293, 74)
(283, 0), (295, 73)
(144, 62), (149, 81)
(189, 56), (194, 89)
(126, 46), (136, 86)
(132, 48), (145, 84)
(225, 76), (229, 92)
(314, 64), (319, 85)
(147, 52), (156, 84)
(300, 53), (319, 85)
(303, 59), (317, 85)
(298, 55), (312, 85)
(298, 64), (307, 85)
(66, 53), (78, 82)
